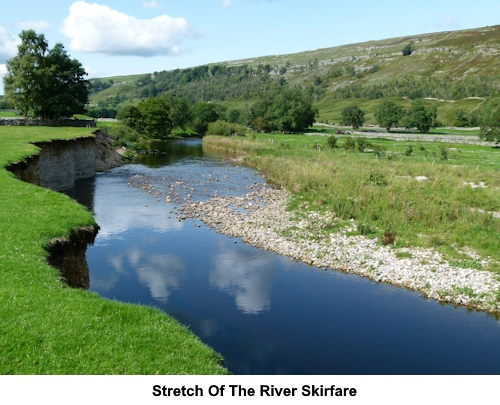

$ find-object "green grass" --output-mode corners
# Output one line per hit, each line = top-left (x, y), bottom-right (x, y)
(204, 132), (499, 269)
(0, 126), (227, 374)
(0, 110), (21, 118)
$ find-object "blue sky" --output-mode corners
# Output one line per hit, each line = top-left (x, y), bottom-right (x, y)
(1, 0), (499, 94)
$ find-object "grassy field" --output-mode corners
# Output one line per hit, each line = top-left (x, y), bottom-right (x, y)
(204, 132), (499, 271)
(0, 126), (227, 374)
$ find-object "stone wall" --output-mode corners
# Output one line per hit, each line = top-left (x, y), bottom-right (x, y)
(0, 118), (96, 128)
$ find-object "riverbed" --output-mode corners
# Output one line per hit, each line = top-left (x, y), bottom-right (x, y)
(65, 139), (500, 374)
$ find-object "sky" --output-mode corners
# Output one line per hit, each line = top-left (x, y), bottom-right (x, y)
(1, 0), (499, 95)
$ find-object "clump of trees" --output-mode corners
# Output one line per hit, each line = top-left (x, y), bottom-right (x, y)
(245, 88), (317, 133)
(402, 99), (435, 133)
(3, 30), (88, 119)
(207, 120), (247, 137)
(117, 98), (173, 140)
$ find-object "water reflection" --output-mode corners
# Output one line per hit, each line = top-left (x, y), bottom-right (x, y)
(135, 254), (185, 303)
(210, 245), (275, 314)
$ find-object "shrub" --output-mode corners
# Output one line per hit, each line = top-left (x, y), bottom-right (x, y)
(343, 137), (355, 150)
(207, 120), (246, 136)
(326, 134), (337, 148)
(372, 144), (386, 158)
(439, 145), (448, 160)
(366, 170), (388, 187)
(404, 145), (413, 156)
(356, 137), (371, 152)
(383, 228), (395, 245)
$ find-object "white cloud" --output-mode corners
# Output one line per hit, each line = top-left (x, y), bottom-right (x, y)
(0, 26), (19, 63)
(14, 20), (51, 32)
(221, 0), (232, 7)
(142, 0), (162, 9)
(61, 1), (197, 57)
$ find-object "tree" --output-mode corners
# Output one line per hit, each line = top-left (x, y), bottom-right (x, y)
(4, 30), (88, 119)
(165, 96), (192, 130)
(246, 89), (317, 133)
(402, 42), (415, 56)
(192, 103), (221, 135)
(3, 30), (48, 117)
(136, 98), (173, 140)
(33, 43), (89, 119)
(374, 101), (404, 132)
(341, 105), (365, 130)
(453, 109), (469, 127)
(402, 99), (433, 133)
(479, 101), (500, 144)
(117, 98), (173, 140)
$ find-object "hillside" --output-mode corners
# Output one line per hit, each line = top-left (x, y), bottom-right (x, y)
(88, 25), (500, 126)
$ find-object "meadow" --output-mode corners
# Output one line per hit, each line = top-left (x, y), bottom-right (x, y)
(204, 129), (499, 271)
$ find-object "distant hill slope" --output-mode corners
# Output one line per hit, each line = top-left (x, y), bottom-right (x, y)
(89, 25), (499, 125)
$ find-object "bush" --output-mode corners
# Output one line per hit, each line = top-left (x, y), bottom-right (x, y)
(372, 144), (386, 158)
(366, 170), (388, 187)
(207, 120), (246, 136)
(404, 145), (413, 156)
(326, 134), (338, 148)
(439, 145), (448, 160)
(343, 137), (355, 150)
(356, 137), (371, 152)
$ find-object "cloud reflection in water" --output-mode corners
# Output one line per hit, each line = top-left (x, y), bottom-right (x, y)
(210, 246), (275, 315)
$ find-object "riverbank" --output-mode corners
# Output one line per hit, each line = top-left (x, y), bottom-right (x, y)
(0, 127), (227, 374)
(186, 134), (500, 314)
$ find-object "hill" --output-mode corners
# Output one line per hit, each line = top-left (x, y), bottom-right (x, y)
(88, 25), (500, 126)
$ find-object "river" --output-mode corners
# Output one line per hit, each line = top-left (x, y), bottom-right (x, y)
(65, 138), (500, 374)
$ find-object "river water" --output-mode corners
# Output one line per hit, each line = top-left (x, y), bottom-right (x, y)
(66, 139), (500, 374)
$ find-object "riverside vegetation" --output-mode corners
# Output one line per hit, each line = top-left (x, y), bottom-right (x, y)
(0, 126), (227, 374)
(200, 129), (499, 312)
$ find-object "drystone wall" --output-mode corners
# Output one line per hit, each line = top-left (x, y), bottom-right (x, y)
(0, 118), (96, 128)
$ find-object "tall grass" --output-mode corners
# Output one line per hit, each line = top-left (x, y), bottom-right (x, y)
(204, 133), (499, 267)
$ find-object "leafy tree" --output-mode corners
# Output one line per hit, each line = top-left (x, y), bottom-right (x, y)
(227, 109), (241, 124)
(453, 108), (469, 127)
(341, 105), (365, 129)
(402, 99), (433, 133)
(3, 30), (48, 117)
(269, 89), (317, 133)
(402, 42), (415, 56)
(117, 98), (173, 140)
(374, 101), (404, 132)
(136, 97), (173, 140)
(33, 43), (88, 119)
(117, 105), (143, 132)
(165, 96), (192, 130)
(192, 103), (221, 135)
(251, 117), (272, 133)
(3, 30), (88, 119)
(479, 101), (500, 143)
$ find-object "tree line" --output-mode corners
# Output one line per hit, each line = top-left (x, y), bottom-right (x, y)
(341, 99), (499, 142)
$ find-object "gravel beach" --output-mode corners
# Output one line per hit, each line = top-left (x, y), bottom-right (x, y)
(180, 183), (500, 314)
